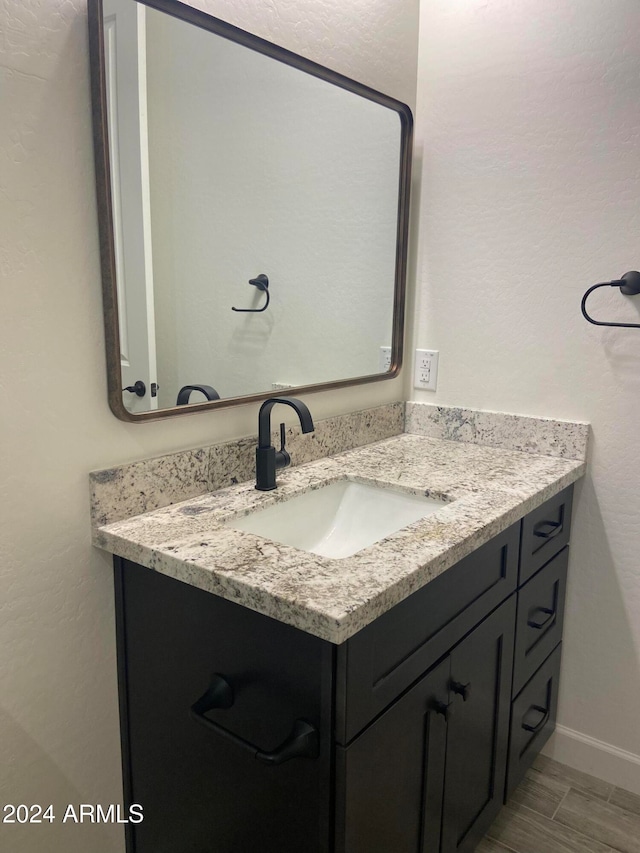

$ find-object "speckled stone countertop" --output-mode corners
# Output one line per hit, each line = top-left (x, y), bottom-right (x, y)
(94, 431), (586, 644)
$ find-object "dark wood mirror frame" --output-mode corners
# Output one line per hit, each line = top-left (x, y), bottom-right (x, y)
(87, 0), (413, 422)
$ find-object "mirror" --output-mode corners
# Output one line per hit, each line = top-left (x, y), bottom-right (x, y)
(88, 0), (412, 420)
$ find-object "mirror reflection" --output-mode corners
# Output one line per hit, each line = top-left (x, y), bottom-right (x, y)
(91, 0), (412, 418)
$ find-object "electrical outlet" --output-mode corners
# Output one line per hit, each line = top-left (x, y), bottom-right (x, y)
(414, 349), (438, 391)
(379, 346), (392, 372)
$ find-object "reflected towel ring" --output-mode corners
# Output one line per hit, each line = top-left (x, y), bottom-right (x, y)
(581, 271), (640, 328)
(176, 384), (221, 405)
(232, 274), (270, 312)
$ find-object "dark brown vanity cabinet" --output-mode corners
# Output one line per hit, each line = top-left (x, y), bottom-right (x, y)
(114, 485), (574, 853)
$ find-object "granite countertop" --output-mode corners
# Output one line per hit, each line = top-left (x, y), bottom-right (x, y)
(94, 431), (585, 644)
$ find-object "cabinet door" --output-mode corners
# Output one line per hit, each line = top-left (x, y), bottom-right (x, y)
(441, 597), (516, 853)
(335, 658), (450, 853)
(117, 561), (333, 853)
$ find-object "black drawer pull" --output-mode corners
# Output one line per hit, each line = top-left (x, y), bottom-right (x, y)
(533, 520), (562, 540)
(527, 606), (556, 630)
(190, 674), (319, 766)
(522, 704), (550, 733)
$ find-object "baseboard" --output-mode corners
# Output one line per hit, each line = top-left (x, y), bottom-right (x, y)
(542, 724), (640, 796)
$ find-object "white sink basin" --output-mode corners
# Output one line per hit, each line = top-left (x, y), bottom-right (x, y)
(227, 480), (446, 559)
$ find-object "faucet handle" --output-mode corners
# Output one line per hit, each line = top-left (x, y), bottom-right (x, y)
(276, 423), (291, 468)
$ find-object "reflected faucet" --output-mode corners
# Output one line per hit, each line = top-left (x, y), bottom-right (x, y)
(255, 397), (315, 491)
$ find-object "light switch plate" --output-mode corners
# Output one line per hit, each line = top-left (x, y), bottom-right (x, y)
(414, 349), (439, 391)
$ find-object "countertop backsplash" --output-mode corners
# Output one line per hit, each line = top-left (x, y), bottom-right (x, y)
(90, 402), (404, 528)
(405, 403), (589, 462)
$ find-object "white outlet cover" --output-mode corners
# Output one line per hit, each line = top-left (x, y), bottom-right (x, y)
(414, 349), (439, 391)
(379, 346), (392, 372)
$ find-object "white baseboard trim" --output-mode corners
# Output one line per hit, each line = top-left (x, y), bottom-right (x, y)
(542, 724), (640, 796)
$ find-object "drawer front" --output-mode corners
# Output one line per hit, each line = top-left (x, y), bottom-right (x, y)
(336, 522), (520, 744)
(513, 547), (568, 696)
(506, 643), (562, 799)
(520, 485), (573, 584)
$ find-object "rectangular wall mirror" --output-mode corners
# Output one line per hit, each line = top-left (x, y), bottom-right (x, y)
(88, 0), (413, 420)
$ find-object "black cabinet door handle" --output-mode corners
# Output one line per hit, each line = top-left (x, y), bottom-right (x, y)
(431, 699), (454, 722)
(527, 606), (556, 630)
(533, 520), (562, 540)
(190, 673), (319, 766)
(450, 680), (471, 702)
(522, 704), (550, 733)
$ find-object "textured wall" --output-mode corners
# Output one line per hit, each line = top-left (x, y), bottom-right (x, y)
(0, 1), (418, 851)
(414, 0), (640, 787)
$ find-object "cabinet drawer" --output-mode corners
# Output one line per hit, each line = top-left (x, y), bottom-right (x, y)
(506, 643), (562, 799)
(335, 522), (520, 744)
(513, 547), (568, 696)
(520, 485), (573, 584)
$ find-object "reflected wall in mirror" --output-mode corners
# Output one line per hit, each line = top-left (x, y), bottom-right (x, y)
(88, 0), (413, 420)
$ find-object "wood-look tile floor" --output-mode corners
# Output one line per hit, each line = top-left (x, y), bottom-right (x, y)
(480, 755), (640, 853)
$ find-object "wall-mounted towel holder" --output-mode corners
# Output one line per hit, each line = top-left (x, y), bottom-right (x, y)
(176, 385), (221, 405)
(581, 271), (640, 328)
(232, 274), (270, 313)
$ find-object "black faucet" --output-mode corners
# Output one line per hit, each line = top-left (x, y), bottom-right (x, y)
(255, 397), (314, 491)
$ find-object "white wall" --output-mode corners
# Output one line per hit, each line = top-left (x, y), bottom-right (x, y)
(0, 1), (418, 851)
(414, 0), (640, 787)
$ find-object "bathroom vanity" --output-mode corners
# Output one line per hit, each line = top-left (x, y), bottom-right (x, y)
(92, 414), (586, 853)
(115, 487), (570, 853)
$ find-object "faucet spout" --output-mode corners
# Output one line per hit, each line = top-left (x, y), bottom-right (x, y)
(255, 397), (315, 490)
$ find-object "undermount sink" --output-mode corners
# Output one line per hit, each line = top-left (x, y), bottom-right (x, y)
(226, 480), (447, 559)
